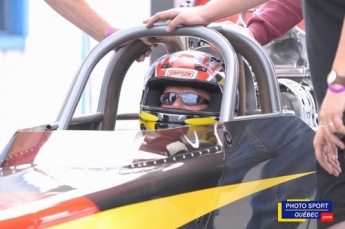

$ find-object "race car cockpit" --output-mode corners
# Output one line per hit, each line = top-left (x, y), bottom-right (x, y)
(0, 24), (317, 229)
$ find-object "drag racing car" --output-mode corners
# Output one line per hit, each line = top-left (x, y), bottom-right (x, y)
(0, 23), (318, 228)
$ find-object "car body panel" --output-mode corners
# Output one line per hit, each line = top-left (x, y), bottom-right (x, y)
(0, 115), (315, 228)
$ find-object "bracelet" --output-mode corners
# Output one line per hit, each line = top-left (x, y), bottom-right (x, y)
(328, 84), (345, 93)
(106, 26), (115, 37)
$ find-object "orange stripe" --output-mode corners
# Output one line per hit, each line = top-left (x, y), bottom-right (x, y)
(1, 196), (99, 228)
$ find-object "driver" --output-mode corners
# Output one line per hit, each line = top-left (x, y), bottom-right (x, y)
(140, 50), (224, 130)
(136, 49), (316, 229)
(138, 50), (225, 156)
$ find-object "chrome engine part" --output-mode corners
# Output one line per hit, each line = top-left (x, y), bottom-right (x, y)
(279, 78), (318, 128)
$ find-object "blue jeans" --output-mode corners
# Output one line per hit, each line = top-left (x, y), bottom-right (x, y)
(217, 115), (316, 229)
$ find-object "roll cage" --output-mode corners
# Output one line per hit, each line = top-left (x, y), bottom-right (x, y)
(47, 24), (283, 131)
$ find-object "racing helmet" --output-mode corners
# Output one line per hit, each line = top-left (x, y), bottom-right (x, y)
(140, 50), (225, 130)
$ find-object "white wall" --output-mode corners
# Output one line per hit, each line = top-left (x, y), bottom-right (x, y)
(0, 1), (151, 150)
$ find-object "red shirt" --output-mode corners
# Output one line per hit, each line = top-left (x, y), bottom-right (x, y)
(247, 0), (303, 45)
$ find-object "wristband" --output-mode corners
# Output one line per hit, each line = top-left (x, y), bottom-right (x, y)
(328, 84), (345, 93)
(106, 26), (115, 37)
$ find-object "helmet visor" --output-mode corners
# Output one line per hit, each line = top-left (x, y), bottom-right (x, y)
(159, 92), (210, 106)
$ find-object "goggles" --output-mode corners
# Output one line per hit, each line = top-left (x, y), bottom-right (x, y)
(160, 92), (209, 106)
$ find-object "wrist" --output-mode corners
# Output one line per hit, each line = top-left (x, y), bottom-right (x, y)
(328, 84), (345, 93)
(247, 23), (267, 45)
(106, 26), (116, 37)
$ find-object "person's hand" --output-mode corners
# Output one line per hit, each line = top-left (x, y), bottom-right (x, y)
(108, 27), (155, 62)
(143, 6), (209, 32)
(136, 37), (154, 62)
(314, 127), (342, 177)
(115, 37), (154, 62)
(136, 47), (152, 62)
(318, 88), (345, 149)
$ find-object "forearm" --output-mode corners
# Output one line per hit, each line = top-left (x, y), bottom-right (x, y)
(332, 19), (345, 76)
(44, 0), (117, 41)
(247, 0), (303, 45)
(201, 0), (268, 24)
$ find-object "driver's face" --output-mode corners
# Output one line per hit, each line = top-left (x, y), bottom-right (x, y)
(160, 86), (210, 111)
